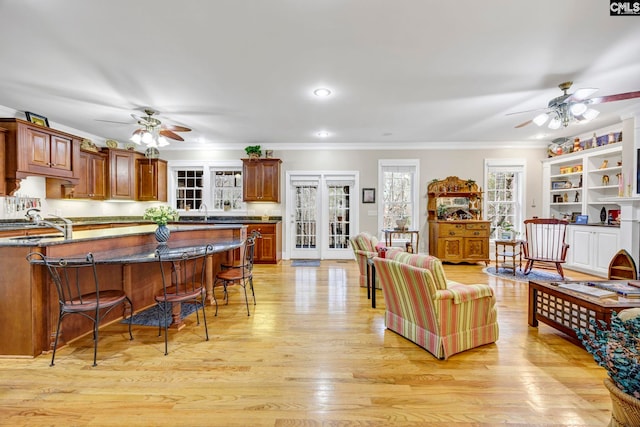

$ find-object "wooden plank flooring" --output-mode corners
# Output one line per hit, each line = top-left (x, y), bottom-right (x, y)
(0, 261), (613, 426)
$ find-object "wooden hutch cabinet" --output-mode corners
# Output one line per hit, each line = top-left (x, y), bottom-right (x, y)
(242, 158), (282, 202)
(427, 176), (489, 264)
(65, 149), (107, 199)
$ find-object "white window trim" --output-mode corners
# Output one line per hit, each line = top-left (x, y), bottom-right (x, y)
(483, 158), (527, 237)
(168, 160), (246, 216)
(377, 159), (420, 239)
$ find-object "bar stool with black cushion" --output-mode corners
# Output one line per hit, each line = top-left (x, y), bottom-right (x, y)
(155, 245), (212, 356)
(26, 252), (134, 367)
(214, 236), (256, 316)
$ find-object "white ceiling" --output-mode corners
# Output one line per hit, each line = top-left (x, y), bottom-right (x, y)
(1, 0), (639, 151)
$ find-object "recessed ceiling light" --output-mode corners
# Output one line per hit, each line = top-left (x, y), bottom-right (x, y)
(313, 88), (332, 97)
(316, 131), (331, 138)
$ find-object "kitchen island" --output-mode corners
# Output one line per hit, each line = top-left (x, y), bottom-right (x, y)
(0, 223), (245, 357)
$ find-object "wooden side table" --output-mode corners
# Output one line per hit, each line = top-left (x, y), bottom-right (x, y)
(495, 239), (523, 275)
(383, 229), (419, 253)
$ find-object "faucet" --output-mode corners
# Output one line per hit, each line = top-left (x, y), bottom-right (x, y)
(199, 203), (209, 222)
(25, 208), (73, 239)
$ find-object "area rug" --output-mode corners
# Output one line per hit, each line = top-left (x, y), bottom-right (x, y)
(291, 260), (321, 267)
(483, 266), (569, 282)
(122, 302), (200, 327)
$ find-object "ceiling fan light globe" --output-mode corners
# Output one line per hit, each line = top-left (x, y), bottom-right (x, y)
(141, 131), (153, 144)
(573, 87), (598, 100)
(157, 136), (170, 147)
(130, 133), (142, 144)
(582, 108), (600, 121)
(570, 102), (587, 116)
(533, 113), (549, 126)
(548, 117), (562, 130)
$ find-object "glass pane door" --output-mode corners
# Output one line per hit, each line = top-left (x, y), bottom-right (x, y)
(291, 184), (319, 259)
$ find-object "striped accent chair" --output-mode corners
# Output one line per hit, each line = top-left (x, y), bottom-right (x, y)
(350, 232), (380, 288)
(373, 253), (498, 359)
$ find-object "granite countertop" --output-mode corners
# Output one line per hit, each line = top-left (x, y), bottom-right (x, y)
(0, 223), (244, 247)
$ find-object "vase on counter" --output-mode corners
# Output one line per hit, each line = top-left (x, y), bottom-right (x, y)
(155, 224), (170, 244)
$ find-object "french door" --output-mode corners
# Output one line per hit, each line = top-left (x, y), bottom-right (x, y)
(287, 172), (358, 260)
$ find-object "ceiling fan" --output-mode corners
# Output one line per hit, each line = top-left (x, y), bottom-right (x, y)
(510, 82), (640, 130)
(129, 108), (191, 146)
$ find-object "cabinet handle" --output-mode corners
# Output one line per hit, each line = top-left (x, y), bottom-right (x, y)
(449, 231), (456, 235)
(474, 231), (480, 235)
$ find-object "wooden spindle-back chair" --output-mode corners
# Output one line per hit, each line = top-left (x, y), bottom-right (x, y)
(522, 218), (570, 279)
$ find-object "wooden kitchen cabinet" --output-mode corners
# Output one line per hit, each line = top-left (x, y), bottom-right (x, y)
(104, 148), (135, 200)
(428, 220), (490, 264)
(0, 118), (80, 195)
(246, 222), (282, 264)
(242, 158), (282, 202)
(46, 149), (107, 199)
(136, 157), (167, 201)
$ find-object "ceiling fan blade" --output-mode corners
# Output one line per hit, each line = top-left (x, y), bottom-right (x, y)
(162, 124), (191, 133)
(95, 119), (133, 125)
(506, 107), (550, 116)
(159, 129), (185, 141)
(569, 87), (598, 101)
(588, 91), (640, 105)
(515, 119), (533, 128)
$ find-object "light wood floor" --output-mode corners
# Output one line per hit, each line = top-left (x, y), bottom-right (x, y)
(0, 261), (613, 426)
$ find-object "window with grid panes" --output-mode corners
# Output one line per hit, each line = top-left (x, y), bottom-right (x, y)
(484, 160), (525, 239)
(175, 169), (203, 211)
(379, 162), (419, 231)
(211, 169), (243, 210)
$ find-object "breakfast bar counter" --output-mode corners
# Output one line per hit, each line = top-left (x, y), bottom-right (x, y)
(0, 224), (246, 357)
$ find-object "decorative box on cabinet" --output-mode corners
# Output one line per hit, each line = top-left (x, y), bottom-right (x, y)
(136, 156), (167, 201)
(46, 149), (107, 199)
(103, 148), (135, 200)
(246, 222), (282, 264)
(428, 220), (490, 264)
(242, 158), (282, 202)
(0, 118), (80, 195)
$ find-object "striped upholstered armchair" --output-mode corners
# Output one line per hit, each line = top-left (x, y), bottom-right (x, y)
(373, 252), (499, 359)
(349, 232), (380, 288)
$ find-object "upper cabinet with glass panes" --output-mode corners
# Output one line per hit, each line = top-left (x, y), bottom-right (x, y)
(212, 169), (244, 211)
(427, 176), (482, 221)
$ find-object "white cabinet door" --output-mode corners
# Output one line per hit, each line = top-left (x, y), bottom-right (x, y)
(566, 225), (620, 277)
(569, 227), (592, 270)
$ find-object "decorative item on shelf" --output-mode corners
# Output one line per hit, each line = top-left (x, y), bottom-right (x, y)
(600, 207), (607, 224)
(600, 159), (609, 169)
(223, 200), (231, 211)
(25, 111), (49, 127)
(592, 132), (598, 148)
(437, 204), (447, 219)
(80, 138), (99, 152)
(143, 206), (179, 244)
(244, 145), (262, 159)
(573, 138), (581, 152)
(560, 166), (573, 174)
(576, 311), (640, 426)
(265, 149), (273, 158)
(578, 175), (583, 188)
(563, 193), (568, 203)
(603, 175), (610, 186)
(105, 139), (118, 149)
(574, 192), (579, 203)
(395, 217), (408, 231)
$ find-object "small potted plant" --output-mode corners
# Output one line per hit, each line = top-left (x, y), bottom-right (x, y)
(244, 145), (262, 159)
(576, 310), (640, 426)
(223, 200), (231, 211)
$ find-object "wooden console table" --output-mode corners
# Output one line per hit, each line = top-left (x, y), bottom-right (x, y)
(528, 280), (640, 342)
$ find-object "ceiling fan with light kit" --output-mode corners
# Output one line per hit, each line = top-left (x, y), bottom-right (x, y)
(98, 108), (191, 157)
(509, 82), (640, 130)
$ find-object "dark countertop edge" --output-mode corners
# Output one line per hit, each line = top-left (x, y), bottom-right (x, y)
(0, 216), (282, 230)
(569, 223), (621, 228)
(0, 224), (245, 247)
